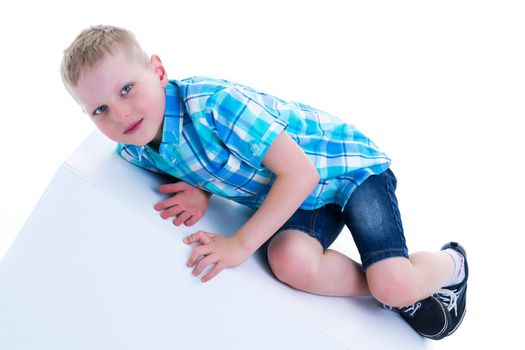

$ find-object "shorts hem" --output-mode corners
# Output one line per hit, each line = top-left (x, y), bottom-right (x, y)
(361, 248), (409, 270)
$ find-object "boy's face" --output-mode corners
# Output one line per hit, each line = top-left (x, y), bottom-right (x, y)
(71, 48), (168, 146)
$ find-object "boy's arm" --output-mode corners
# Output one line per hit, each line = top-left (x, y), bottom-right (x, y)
(235, 131), (319, 252)
(185, 131), (319, 281)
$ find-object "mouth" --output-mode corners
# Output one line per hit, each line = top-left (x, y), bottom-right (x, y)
(124, 118), (144, 134)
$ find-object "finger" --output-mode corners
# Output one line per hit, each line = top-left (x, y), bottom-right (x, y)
(158, 181), (191, 194)
(173, 211), (191, 226)
(160, 206), (184, 220)
(154, 196), (180, 211)
(201, 263), (224, 283)
(183, 231), (211, 245)
(192, 255), (217, 276)
(184, 214), (198, 227)
(184, 210), (203, 226)
(187, 244), (213, 267)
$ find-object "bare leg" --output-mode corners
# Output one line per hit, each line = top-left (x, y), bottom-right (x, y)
(366, 252), (454, 307)
(267, 230), (369, 297)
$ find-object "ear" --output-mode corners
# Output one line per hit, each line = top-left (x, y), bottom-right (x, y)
(150, 55), (168, 88)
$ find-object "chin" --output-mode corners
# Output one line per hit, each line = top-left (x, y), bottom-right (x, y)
(133, 139), (151, 146)
(128, 131), (157, 146)
(110, 130), (156, 146)
(113, 137), (149, 146)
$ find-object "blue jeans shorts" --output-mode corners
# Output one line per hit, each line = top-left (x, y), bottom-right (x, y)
(261, 168), (409, 270)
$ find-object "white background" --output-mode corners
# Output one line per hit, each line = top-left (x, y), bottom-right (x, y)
(0, 0), (523, 348)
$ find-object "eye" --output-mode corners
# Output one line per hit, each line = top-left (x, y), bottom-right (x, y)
(93, 105), (108, 116)
(121, 84), (133, 96)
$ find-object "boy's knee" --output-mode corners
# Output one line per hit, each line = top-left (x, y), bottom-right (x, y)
(367, 261), (420, 307)
(267, 232), (320, 290)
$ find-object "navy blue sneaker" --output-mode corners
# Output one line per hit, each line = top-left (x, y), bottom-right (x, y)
(435, 242), (468, 337)
(394, 296), (451, 340)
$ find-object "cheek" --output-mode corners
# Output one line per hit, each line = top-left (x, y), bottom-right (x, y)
(93, 118), (121, 141)
(133, 91), (153, 114)
(137, 86), (165, 114)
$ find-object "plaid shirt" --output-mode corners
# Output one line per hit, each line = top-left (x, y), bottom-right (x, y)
(117, 77), (391, 211)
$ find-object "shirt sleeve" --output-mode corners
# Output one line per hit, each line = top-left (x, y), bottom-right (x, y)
(116, 144), (167, 174)
(206, 85), (288, 170)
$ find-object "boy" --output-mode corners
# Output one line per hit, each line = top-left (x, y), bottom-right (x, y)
(61, 25), (468, 340)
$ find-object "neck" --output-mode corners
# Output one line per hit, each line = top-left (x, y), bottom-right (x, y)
(148, 120), (165, 151)
(148, 138), (161, 152)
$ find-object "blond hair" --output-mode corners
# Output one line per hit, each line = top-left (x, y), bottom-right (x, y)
(61, 25), (147, 89)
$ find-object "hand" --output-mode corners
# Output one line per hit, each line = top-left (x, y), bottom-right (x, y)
(183, 231), (251, 282)
(154, 181), (210, 226)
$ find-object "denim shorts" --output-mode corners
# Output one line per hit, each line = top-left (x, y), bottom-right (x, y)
(261, 168), (408, 270)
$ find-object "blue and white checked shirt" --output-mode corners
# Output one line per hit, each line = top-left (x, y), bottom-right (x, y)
(117, 77), (391, 211)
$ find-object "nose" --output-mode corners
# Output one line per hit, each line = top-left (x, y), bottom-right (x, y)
(111, 102), (131, 123)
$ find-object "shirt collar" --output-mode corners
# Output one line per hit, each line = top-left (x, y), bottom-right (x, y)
(160, 80), (184, 146)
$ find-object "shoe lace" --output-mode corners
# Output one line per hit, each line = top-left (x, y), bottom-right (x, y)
(381, 304), (393, 311)
(399, 302), (422, 317)
(435, 288), (460, 317)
